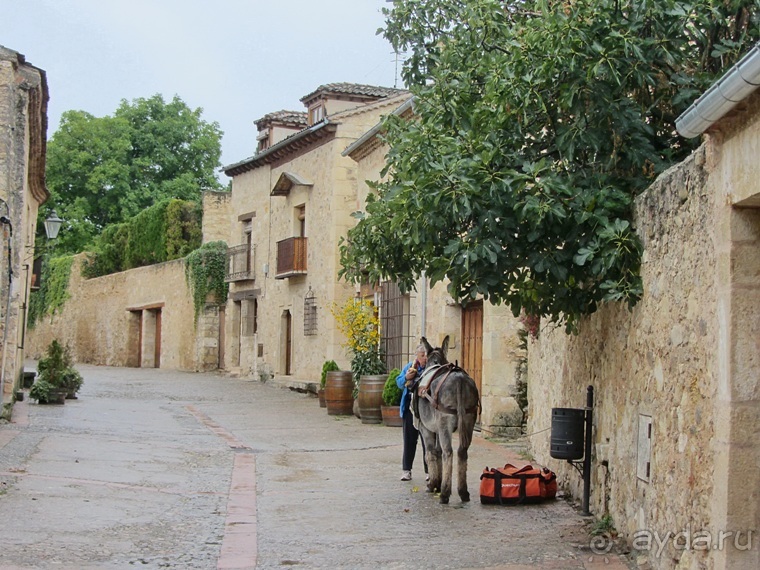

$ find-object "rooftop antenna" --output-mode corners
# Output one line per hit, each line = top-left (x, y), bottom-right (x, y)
(393, 50), (402, 88)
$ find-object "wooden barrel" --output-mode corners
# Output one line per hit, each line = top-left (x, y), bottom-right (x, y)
(325, 371), (354, 415)
(358, 374), (386, 424)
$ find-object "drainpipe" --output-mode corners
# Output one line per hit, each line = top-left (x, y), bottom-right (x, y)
(676, 41), (760, 138)
(420, 271), (427, 339)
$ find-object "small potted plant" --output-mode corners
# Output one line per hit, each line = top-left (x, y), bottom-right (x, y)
(30, 340), (84, 404)
(381, 368), (403, 427)
(319, 360), (339, 408)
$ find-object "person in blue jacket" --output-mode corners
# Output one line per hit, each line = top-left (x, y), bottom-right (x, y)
(396, 344), (429, 481)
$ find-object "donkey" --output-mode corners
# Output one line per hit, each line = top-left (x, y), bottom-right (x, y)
(415, 336), (480, 504)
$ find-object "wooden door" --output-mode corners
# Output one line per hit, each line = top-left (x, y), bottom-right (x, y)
(218, 306), (226, 369)
(285, 311), (292, 375)
(153, 309), (162, 368)
(461, 300), (483, 395)
(136, 311), (143, 367)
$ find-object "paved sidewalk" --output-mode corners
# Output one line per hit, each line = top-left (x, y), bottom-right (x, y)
(0, 364), (632, 570)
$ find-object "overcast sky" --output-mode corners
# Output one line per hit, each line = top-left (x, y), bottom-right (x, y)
(2, 0), (402, 174)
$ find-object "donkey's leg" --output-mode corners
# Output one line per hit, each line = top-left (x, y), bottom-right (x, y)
(438, 421), (455, 504)
(457, 421), (475, 502)
(420, 426), (440, 493)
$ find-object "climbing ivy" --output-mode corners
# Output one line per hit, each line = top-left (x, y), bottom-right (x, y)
(184, 241), (229, 323)
(82, 199), (202, 278)
(28, 255), (75, 328)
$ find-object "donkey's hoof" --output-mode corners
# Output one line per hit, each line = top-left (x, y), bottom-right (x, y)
(439, 495), (450, 505)
(460, 491), (471, 502)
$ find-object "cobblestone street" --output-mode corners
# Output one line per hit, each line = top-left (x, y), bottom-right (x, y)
(0, 364), (631, 569)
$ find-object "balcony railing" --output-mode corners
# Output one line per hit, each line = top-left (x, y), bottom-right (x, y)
(226, 243), (255, 282)
(276, 237), (307, 279)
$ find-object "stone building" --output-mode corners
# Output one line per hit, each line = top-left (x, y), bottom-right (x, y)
(341, 98), (526, 437)
(527, 44), (760, 569)
(216, 83), (409, 384)
(0, 46), (50, 419)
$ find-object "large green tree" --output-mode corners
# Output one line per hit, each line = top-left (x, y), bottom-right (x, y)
(340, 0), (760, 332)
(44, 94), (223, 253)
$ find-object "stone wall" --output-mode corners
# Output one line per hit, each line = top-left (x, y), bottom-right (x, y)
(527, 133), (760, 569)
(26, 255), (214, 371)
(202, 190), (231, 244)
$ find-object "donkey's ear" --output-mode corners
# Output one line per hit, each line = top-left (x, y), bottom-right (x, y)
(441, 335), (450, 356)
(421, 337), (433, 353)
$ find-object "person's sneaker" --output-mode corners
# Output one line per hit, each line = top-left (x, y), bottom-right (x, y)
(400, 470), (412, 481)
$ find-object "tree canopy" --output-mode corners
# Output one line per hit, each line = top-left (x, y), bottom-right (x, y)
(339, 0), (760, 332)
(43, 94), (224, 254)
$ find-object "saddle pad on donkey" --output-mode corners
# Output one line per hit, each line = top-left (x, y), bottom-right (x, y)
(410, 365), (442, 429)
(479, 463), (557, 505)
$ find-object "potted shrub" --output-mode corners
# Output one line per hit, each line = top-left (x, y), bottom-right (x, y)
(30, 340), (84, 404)
(381, 368), (403, 427)
(319, 360), (339, 408)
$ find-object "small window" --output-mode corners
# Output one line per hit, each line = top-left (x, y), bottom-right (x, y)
(256, 130), (270, 152)
(309, 104), (324, 125)
(242, 299), (257, 337)
(297, 205), (306, 237)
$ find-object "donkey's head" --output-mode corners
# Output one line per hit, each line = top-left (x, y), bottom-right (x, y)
(421, 335), (450, 367)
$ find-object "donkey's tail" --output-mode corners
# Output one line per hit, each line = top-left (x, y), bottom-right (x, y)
(457, 378), (472, 451)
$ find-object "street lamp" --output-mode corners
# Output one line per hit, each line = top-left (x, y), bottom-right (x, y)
(42, 210), (63, 240)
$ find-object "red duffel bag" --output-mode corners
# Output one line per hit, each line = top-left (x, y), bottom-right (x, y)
(479, 463), (557, 505)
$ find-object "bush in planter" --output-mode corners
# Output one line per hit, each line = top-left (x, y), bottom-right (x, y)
(320, 360), (340, 390)
(382, 368), (402, 407)
(29, 379), (56, 404)
(33, 339), (84, 401)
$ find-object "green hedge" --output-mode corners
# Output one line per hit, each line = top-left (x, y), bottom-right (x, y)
(185, 240), (229, 323)
(82, 198), (201, 278)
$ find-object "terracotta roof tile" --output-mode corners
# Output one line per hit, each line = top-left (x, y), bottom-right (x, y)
(300, 82), (407, 104)
(254, 110), (308, 129)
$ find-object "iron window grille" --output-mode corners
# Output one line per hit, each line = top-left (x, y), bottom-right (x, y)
(304, 287), (317, 336)
(380, 281), (415, 372)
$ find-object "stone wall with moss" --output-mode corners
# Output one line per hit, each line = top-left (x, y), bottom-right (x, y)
(26, 254), (215, 371)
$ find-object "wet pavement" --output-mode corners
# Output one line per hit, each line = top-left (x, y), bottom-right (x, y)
(0, 364), (632, 570)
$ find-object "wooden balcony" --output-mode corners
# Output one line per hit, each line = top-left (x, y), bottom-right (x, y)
(226, 243), (255, 282)
(276, 237), (307, 279)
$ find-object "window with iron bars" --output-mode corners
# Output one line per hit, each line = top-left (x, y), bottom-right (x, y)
(380, 281), (415, 372)
(304, 288), (317, 336)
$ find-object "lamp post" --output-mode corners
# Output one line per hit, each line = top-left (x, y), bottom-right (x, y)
(42, 210), (63, 240)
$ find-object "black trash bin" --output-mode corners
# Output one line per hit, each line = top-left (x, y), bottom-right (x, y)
(550, 407), (585, 460)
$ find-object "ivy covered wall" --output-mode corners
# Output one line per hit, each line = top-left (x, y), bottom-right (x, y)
(81, 198), (201, 278)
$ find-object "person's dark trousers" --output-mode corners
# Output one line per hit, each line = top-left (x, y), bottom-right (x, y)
(402, 404), (428, 473)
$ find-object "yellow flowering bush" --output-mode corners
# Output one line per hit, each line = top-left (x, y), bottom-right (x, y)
(331, 298), (386, 389)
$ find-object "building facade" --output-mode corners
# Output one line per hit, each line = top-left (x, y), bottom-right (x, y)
(0, 46), (49, 419)
(217, 84), (409, 385)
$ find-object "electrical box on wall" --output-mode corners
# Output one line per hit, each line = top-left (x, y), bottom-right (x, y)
(637, 414), (652, 483)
